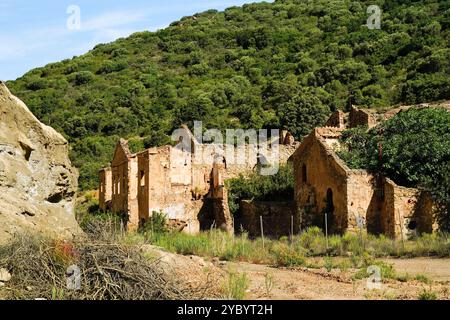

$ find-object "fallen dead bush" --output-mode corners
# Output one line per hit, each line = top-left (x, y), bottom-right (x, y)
(0, 234), (212, 300)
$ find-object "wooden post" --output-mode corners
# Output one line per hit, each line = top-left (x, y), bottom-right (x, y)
(260, 216), (265, 250)
(397, 211), (405, 252)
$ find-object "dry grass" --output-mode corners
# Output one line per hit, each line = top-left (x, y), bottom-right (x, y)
(0, 218), (214, 300)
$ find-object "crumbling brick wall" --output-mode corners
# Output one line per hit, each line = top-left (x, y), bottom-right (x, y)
(381, 179), (435, 240)
(349, 106), (377, 128)
(325, 110), (346, 129)
(137, 146), (200, 233)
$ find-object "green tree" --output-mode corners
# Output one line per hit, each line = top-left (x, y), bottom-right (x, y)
(279, 93), (330, 138)
(338, 108), (450, 230)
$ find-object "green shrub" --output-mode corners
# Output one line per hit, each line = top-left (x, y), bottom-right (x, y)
(338, 108), (450, 231)
(418, 289), (438, 300)
(298, 227), (328, 255)
(141, 211), (169, 235)
(73, 71), (94, 85)
(415, 274), (432, 285)
(270, 243), (306, 267)
(226, 164), (294, 216)
(222, 272), (249, 300)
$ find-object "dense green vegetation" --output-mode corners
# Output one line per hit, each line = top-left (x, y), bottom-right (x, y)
(6, 0), (450, 189)
(226, 164), (294, 215)
(337, 108), (450, 230)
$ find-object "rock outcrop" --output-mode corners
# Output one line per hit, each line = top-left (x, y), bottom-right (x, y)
(0, 82), (80, 243)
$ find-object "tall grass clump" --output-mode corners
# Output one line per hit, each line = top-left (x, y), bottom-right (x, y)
(222, 272), (249, 300)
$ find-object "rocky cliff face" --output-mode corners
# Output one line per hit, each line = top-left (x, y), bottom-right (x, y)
(0, 82), (80, 243)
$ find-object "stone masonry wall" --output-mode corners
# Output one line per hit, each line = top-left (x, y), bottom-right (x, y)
(99, 168), (112, 211)
(293, 132), (348, 234)
(346, 171), (377, 234)
(349, 107), (377, 129)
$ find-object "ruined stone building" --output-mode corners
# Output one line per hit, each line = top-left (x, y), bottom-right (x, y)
(99, 126), (298, 233)
(99, 105), (441, 240)
(292, 106), (437, 240)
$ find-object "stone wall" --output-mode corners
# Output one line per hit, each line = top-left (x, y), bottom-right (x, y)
(325, 110), (346, 129)
(127, 156), (139, 230)
(382, 179), (435, 240)
(293, 130), (348, 234)
(137, 146), (200, 233)
(99, 168), (112, 211)
(346, 171), (377, 233)
(241, 200), (297, 238)
(349, 106), (377, 128)
(291, 109), (441, 239)
(414, 192), (436, 235)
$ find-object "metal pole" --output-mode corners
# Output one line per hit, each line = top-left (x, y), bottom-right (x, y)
(232, 216), (235, 239)
(325, 213), (329, 250)
(359, 227), (363, 249)
(290, 215), (294, 244)
(260, 216), (265, 250)
(397, 211), (405, 252)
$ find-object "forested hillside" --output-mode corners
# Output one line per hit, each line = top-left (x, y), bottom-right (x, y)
(7, 0), (450, 189)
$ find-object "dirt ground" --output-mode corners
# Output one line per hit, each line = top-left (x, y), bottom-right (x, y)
(145, 245), (449, 300)
(1, 244), (448, 300)
(383, 258), (450, 282)
(221, 258), (450, 300)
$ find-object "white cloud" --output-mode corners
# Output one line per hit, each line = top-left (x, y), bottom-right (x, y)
(0, 1), (271, 79)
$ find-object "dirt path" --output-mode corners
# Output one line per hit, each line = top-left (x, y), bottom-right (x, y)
(222, 259), (450, 300)
(382, 258), (450, 282)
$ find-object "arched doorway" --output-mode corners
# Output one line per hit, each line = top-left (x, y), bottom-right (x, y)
(326, 189), (334, 214)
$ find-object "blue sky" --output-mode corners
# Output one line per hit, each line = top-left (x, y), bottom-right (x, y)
(0, 0), (269, 81)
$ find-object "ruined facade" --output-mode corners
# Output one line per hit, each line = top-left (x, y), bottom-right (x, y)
(99, 127), (298, 233)
(292, 107), (437, 239)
